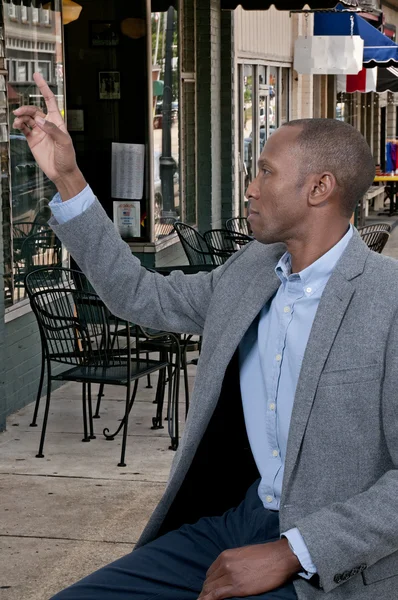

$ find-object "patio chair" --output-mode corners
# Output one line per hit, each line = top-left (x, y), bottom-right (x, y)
(25, 268), (180, 466)
(225, 216), (251, 236)
(359, 229), (390, 254)
(68, 267), (189, 444)
(202, 229), (238, 260)
(173, 221), (221, 265)
(357, 223), (391, 235)
(204, 228), (252, 257)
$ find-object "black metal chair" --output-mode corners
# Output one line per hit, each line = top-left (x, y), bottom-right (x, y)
(204, 229), (252, 258)
(173, 221), (217, 265)
(68, 267), (189, 446)
(25, 267), (180, 466)
(357, 223), (391, 235)
(203, 229), (239, 261)
(225, 216), (251, 237)
(359, 229), (390, 254)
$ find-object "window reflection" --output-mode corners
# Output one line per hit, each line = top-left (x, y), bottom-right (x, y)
(268, 66), (278, 134)
(3, 0), (64, 304)
(243, 64), (253, 191)
(151, 8), (179, 241)
(281, 68), (289, 125)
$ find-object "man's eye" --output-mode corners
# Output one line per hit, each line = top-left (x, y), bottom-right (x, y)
(262, 168), (270, 175)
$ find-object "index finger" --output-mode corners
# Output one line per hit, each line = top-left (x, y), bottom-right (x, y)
(33, 72), (60, 115)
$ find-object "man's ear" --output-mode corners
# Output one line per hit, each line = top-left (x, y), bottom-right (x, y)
(308, 172), (336, 207)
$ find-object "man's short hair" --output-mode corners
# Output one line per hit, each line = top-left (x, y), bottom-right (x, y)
(282, 119), (376, 217)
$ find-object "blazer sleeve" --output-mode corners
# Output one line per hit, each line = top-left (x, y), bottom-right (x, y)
(293, 307), (398, 594)
(49, 197), (227, 335)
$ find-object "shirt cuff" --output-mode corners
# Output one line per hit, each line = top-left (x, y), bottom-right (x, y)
(49, 184), (95, 224)
(282, 528), (317, 580)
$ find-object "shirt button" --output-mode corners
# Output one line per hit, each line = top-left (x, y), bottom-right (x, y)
(283, 305), (290, 313)
(306, 287), (312, 293)
(275, 354), (282, 362)
(266, 495), (273, 503)
(269, 403), (276, 411)
(272, 449), (279, 457)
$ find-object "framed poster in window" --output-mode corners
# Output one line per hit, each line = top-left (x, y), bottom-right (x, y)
(99, 71), (120, 100)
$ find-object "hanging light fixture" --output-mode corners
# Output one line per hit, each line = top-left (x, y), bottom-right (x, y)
(44, 0), (83, 25)
(62, 0), (83, 25)
(121, 18), (146, 39)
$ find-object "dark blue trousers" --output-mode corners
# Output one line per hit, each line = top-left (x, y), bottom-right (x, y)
(51, 480), (298, 599)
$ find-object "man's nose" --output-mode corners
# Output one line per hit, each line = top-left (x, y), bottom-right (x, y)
(246, 176), (260, 201)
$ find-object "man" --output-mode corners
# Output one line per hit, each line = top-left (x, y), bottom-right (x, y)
(13, 73), (398, 599)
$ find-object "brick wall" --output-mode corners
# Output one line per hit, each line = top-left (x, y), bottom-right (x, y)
(4, 313), (43, 423)
(196, 0), (222, 232)
(220, 10), (235, 224)
(181, 0), (197, 225)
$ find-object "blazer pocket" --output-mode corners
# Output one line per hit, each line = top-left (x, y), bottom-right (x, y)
(363, 551), (398, 585)
(318, 365), (381, 387)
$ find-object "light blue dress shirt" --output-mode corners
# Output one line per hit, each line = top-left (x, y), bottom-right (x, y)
(49, 187), (352, 577)
(239, 224), (353, 576)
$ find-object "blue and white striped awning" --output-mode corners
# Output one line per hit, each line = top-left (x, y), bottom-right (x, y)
(314, 11), (398, 68)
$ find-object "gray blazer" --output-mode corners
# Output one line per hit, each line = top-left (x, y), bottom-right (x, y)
(51, 199), (398, 600)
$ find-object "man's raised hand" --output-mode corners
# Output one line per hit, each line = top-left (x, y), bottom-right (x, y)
(12, 72), (86, 200)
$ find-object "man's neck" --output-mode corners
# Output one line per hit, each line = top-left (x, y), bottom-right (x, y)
(286, 224), (350, 274)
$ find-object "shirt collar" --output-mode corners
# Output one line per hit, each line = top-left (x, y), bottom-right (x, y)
(275, 225), (353, 295)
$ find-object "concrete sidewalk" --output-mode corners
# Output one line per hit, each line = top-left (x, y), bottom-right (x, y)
(0, 366), (195, 599)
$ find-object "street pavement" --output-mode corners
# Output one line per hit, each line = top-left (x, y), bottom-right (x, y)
(2, 221), (398, 599)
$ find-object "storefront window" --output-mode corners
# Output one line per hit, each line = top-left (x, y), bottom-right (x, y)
(268, 66), (278, 134)
(2, 0), (65, 306)
(151, 8), (180, 241)
(243, 64), (253, 189)
(258, 66), (266, 155)
(281, 68), (290, 125)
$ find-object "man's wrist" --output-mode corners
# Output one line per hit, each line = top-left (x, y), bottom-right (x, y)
(272, 538), (301, 576)
(54, 169), (87, 202)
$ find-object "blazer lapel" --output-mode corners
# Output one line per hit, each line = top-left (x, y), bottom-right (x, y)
(281, 231), (370, 498)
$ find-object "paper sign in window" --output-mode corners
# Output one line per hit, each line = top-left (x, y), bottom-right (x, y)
(111, 143), (145, 200)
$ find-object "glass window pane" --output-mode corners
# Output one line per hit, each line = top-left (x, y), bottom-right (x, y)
(268, 66), (278, 135)
(243, 64), (253, 190)
(38, 61), (50, 82)
(2, 0), (65, 305)
(17, 61), (28, 82)
(151, 9), (180, 241)
(281, 68), (290, 125)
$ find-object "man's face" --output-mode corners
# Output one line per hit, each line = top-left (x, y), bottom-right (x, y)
(246, 126), (310, 245)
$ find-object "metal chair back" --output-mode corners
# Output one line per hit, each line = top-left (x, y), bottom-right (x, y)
(26, 280), (136, 370)
(173, 221), (214, 265)
(359, 229), (390, 254)
(357, 223), (391, 235)
(225, 217), (251, 236)
(203, 229), (241, 265)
